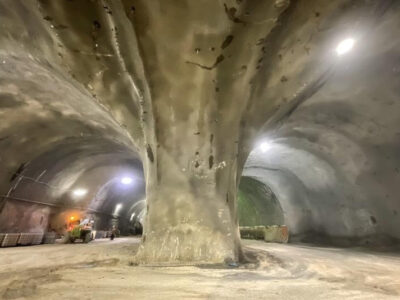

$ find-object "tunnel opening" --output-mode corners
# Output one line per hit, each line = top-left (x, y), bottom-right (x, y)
(242, 134), (400, 249)
(237, 176), (284, 227)
(237, 176), (288, 244)
(0, 137), (146, 246)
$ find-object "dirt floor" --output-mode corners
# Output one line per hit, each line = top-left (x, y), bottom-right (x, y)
(0, 237), (400, 299)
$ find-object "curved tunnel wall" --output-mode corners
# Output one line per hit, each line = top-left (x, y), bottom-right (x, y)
(243, 4), (400, 245)
(0, 137), (145, 234)
(0, 1), (146, 235)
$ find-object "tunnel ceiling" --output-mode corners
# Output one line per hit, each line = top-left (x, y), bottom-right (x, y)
(242, 0), (400, 244)
(0, 0), (399, 255)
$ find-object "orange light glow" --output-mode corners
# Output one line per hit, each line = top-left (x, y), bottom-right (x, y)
(70, 216), (75, 221)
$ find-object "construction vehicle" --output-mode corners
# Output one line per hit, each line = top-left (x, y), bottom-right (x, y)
(65, 217), (94, 243)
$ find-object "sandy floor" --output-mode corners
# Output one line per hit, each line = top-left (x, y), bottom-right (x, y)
(0, 237), (400, 299)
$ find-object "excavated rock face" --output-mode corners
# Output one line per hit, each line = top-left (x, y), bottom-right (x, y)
(244, 0), (400, 245)
(0, 0), (399, 262)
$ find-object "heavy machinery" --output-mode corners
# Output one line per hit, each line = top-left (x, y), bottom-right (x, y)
(65, 217), (94, 243)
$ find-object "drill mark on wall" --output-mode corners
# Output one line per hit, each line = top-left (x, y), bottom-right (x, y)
(186, 55), (225, 70)
(221, 35), (234, 49)
(223, 3), (246, 24)
(209, 134), (214, 155)
(146, 144), (154, 163)
(209, 155), (214, 169)
(10, 162), (27, 182)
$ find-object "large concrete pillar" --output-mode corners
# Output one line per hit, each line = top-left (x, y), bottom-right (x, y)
(127, 0), (289, 264)
(136, 145), (242, 263)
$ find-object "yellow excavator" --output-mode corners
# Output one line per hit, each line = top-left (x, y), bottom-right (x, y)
(65, 216), (94, 243)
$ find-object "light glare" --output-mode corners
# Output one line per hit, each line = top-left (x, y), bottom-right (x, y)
(121, 177), (133, 185)
(72, 188), (87, 197)
(336, 38), (355, 56)
(260, 142), (271, 153)
(114, 203), (123, 215)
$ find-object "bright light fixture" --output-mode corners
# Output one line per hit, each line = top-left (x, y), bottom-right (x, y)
(121, 176), (133, 185)
(336, 38), (355, 56)
(260, 142), (272, 153)
(72, 188), (87, 197)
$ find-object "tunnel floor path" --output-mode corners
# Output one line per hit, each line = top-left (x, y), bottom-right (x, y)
(0, 237), (400, 299)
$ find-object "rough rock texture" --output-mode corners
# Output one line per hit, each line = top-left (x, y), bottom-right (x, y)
(0, 0), (399, 262)
(243, 1), (400, 246)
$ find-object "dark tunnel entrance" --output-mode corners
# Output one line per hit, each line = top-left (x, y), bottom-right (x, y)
(237, 176), (288, 243)
(237, 176), (284, 227)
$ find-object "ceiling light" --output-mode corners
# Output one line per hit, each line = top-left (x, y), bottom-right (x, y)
(72, 188), (87, 197)
(336, 38), (355, 56)
(121, 177), (133, 185)
(260, 142), (272, 153)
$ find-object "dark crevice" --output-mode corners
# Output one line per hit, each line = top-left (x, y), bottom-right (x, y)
(221, 35), (234, 49)
(223, 3), (246, 24)
(146, 144), (154, 163)
(186, 55), (225, 70)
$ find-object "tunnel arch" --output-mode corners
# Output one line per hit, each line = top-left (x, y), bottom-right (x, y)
(0, 136), (145, 235)
(242, 33), (400, 245)
(237, 176), (284, 227)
